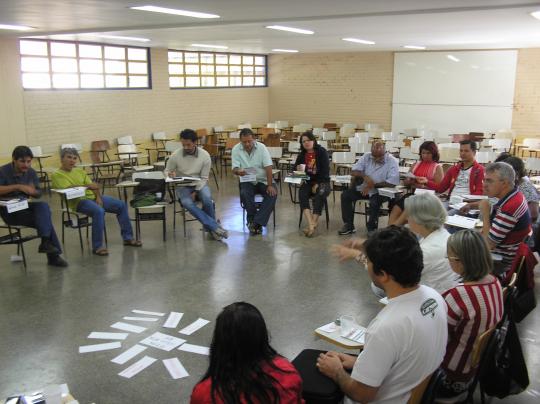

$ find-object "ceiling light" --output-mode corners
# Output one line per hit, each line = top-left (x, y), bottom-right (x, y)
(403, 45), (426, 50)
(0, 24), (34, 31)
(266, 25), (314, 35)
(86, 34), (150, 42)
(130, 5), (220, 19)
(530, 11), (540, 20)
(342, 38), (375, 45)
(272, 49), (299, 53)
(447, 55), (460, 62)
(191, 43), (228, 49)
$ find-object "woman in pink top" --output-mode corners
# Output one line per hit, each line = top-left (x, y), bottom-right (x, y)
(388, 141), (443, 226)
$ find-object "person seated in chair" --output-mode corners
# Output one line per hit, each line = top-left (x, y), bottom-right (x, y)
(0, 146), (68, 267)
(232, 128), (277, 235)
(164, 129), (228, 241)
(51, 147), (141, 256)
(318, 226), (448, 403)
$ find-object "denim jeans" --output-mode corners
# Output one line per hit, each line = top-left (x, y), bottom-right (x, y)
(239, 182), (277, 226)
(341, 189), (387, 231)
(176, 185), (218, 231)
(76, 196), (133, 250)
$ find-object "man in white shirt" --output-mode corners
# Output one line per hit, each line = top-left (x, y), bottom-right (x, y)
(319, 226), (448, 404)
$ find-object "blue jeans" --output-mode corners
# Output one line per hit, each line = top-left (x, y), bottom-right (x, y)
(76, 196), (133, 250)
(239, 182), (277, 226)
(176, 185), (218, 231)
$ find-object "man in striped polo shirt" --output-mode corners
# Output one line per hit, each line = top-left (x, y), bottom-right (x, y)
(479, 162), (531, 273)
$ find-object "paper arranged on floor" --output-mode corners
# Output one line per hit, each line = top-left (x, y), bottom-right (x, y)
(111, 344), (148, 365)
(445, 215), (478, 229)
(123, 316), (159, 322)
(140, 332), (186, 351)
(118, 356), (157, 379)
(316, 322), (338, 333)
(178, 343), (210, 355)
(79, 341), (122, 353)
(87, 332), (129, 340)
(179, 318), (210, 335)
(163, 312), (184, 328)
(132, 309), (165, 316)
(163, 358), (189, 379)
(111, 322), (147, 334)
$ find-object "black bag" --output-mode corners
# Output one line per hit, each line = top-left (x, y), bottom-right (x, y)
(129, 178), (165, 208)
(512, 259), (537, 323)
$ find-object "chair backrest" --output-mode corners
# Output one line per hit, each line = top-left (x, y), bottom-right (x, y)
(258, 127), (275, 136)
(407, 372), (434, 404)
(470, 325), (497, 368)
(29, 146), (43, 156)
(165, 141), (182, 153)
(203, 144), (219, 157)
(152, 131), (166, 140)
(288, 141), (301, 153)
(350, 142), (371, 155)
(213, 125), (225, 133)
(266, 146), (283, 159)
(312, 127), (325, 137)
(266, 122), (276, 129)
(61, 143), (83, 152)
(275, 120), (289, 129)
(385, 141), (402, 153)
(382, 132), (398, 141)
(340, 126), (355, 138)
(523, 138), (540, 149)
(525, 157), (540, 173)
(494, 129), (516, 140)
(196, 128), (208, 138)
(263, 133), (281, 147)
(238, 123), (252, 130)
(117, 136), (134, 145)
(364, 122), (379, 131)
(90, 140), (111, 163)
(132, 171), (165, 181)
(332, 151), (356, 164)
(323, 131), (336, 141)
(354, 132), (370, 143)
(292, 124), (304, 133)
(400, 147), (418, 161)
(439, 146), (460, 162)
(318, 140), (328, 149)
(225, 138), (240, 149)
(488, 138), (512, 151)
(229, 131), (240, 138)
(118, 144), (137, 154)
(410, 139), (423, 151)
(476, 151), (497, 164)
(323, 122), (337, 129)
(403, 128), (418, 137)
(342, 123), (356, 130)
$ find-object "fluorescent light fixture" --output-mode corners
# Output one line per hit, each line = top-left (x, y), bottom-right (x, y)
(530, 10), (540, 20)
(0, 24), (34, 31)
(272, 49), (299, 53)
(342, 37), (375, 45)
(86, 34), (150, 42)
(130, 5), (219, 19)
(447, 54), (460, 62)
(191, 43), (228, 49)
(403, 45), (426, 50)
(266, 25), (314, 35)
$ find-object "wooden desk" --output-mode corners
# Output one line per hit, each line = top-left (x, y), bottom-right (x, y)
(314, 321), (364, 349)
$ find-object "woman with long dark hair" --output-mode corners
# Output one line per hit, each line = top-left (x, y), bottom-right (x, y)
(190, 302), (304, 404)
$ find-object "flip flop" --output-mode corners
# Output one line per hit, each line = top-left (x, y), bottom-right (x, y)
(123, 239), (143, 247)
(93, 248), (109, 256)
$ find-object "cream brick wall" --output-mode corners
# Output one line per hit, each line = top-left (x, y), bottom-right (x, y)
(513, 48), (540, 142)
(268, 52), (394, 129)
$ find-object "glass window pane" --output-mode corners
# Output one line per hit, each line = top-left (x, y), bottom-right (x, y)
(105, 75), (127, 88)
(255, 66), (265, 75)
(128, 62), (147, 74)
(230, 65), (241, 75)
(129, 75), (148, 88)
(52, 58), (78, 73)
(201, 76), (215, 87)
(200, 53), (214, 63)
(79, 44), (102, 58)
(186, 76), (200, 87)
(215, 54), (228, 64)
(51, 42), (76, 57)
(216, 65), (228, 75)
(254, 56), (265, 65)
(184, 52), (199, 63)
(255, 76), (266, 86)
(230, 76), (242, 86)
(22, 73), (51, 89)
(169, 77), (184, 87)
(21, 57), (50, 72)
(230, 55), (241, 64)
(216, 76), (229, 86)
(20, 40), (48, 56)
(81, 74), (104, 88)
(185, 64), (199, 74)
(169, 64), (184, 75)
(201, 64), (214, 75)
(104, 46), (125, 60)
(168, 51), (183, 62)
(80, 59), (103, 73)
(52, 73), (79, 88)
(128, 48), (147, 61)
(105, 60), (126, 74)
(243, 65), (254, 75)
(243, 76), (254, 86)
(242, 55), (253, 65)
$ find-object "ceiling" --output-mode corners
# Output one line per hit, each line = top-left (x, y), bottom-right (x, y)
(2, 0), (540, 53)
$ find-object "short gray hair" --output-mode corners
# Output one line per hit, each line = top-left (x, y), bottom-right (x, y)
(447, 230), (493, 281)
(60, 147), (79, 159)
(404, 192), (447, 231)
(485, 162), (515, 186)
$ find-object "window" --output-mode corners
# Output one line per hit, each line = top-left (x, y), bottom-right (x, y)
(168, 50), (266, 88)
(20, 39), (150, 90)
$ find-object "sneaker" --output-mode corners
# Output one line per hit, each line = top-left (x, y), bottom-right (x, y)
(338, 225), (356, 235)
(47, 255), (68, 267)
(215, 226), (229, 239)
(38, 239), (60, 255)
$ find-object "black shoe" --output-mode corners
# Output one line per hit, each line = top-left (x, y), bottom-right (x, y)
(338, 225), (356, 235)
(248, 222), (262, 235)
(38, 239), (60, 255)
(47, 255), (68, 267)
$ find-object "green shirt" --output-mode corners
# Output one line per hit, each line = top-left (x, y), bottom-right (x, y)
(51, 168), (95, 210)
(231, 141), (273, 185)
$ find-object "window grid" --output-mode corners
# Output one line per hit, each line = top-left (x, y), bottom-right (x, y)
(168, 50), (267, 89)
(19, 39), (151, 90)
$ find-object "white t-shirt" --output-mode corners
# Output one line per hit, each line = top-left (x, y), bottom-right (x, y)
(345, 285), (448, 404)
(420, 228), (461, 293)
(451, 167), (471, 197)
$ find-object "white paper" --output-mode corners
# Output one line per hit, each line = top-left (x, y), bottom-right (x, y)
(317, 322), (338, 333)
(118, 356), (157, 379)
(123, 316), (159, 322)
(462, 194), (489, 201)
(414, 188), (435, 195)
(79, 341), (122, 353)
(111, 344), (147, 365)
(132, 309), (165, 316)
(53, 187), (86, 200)
(378, 187), (402, 199)
(342, 326), (367, 344)
(379, 297), (389, 305)
(88, 332), (129, 340)
(239, 173), (257, 182)
(179, 318), (210, 335)
(139, 332), (186, 351)
(178, 343), (210, 355)
(1, 199), (29, 213)
(163, 358), (189, 379)
(445, 215), (478, 229)
(111, 322), (147, 334)
(284, 177), (302, 184)
(333, 175), (351, 184)
(163, 312), (184, 328)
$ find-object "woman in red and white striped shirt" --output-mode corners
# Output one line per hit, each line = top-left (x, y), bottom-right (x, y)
(438, 230), (504, 399)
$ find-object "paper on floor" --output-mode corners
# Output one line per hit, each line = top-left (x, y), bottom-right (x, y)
(111, 322), (147, 334)
(178, 318), (210, 335)
(123, 316), (159, 322)
(163, 312), (184, 328)
(79, 341), (122, 353)
(178, 343), (210, 355)
(87, 332), (129, 340)
(111, 344), (148, 365)
(118, 356), (157, 379)
(132, 309), (165, 316)
(163, 358), (189, 379)
(140, 332), (186, 351)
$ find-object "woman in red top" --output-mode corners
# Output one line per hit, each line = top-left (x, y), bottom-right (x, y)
(190, 302), (305, 404)
(388, 141), (443, 226)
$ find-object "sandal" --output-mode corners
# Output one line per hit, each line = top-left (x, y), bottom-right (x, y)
(124, 239), (143, 247)
(93, 248), (109, 256)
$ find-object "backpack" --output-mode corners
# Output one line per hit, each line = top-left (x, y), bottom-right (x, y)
(130, 178), (166, 208)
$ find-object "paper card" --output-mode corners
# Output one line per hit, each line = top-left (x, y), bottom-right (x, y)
(239, 173), (257, 183)
(132, 309), (165, 316)
(111, 344), (147, 365)
(334, 175), (351, 184)
(79, 341), (122, 353)
(284, 177), (302, 184)
(123, 316), (159, 322)
(87, 332), (129, 340)
(178, 343), (210, 355)
(179, 318), (210, 335)
(111, 322), (147, 334)
(118, 356), (157, 379)
(317, 322), (338, 333)
(445, 215), (478, 229)
(64, 187), (86, 200)
(163, 358), (189, 379)
(462, 194), (489, 201)
(414, 188), (435, 195)
(139, 332), (186, 351)
(163, 312), (184, 328)
(1, 199), (29, 213)
(342, 327), (367, 344)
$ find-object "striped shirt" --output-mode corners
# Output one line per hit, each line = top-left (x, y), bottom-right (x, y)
(489, 188), (531, 267)
(441, 276), (504, 381)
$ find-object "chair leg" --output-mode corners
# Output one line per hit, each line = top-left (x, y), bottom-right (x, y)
(162, 209), (166, 241)
(183, 209), (187, 238)
(212, 167), (219, 190)
(20, 241), (27, 271)
(78, 226), (84, 251)
(325, 200), (330, 229)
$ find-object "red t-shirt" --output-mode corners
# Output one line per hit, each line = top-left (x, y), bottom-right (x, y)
(190, 356), (305, 404)
(304, 152), (317, 175)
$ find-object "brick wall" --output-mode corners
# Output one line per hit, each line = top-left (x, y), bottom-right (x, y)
(513, 48), (540, 142)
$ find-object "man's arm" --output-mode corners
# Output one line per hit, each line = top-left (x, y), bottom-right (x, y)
(164, 153), (177, 178)
(264, 165), (277, 196)
(479, 199), (497, 249)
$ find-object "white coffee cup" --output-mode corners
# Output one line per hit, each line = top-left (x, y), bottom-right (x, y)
(297, 164), (306, 172)
(339, 315), (355, 337)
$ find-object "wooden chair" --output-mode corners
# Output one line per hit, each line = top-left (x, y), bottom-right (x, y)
(408, 368), (444, 404)
(196, 128), (208, 144)
(220, 138), (240, 177)
(264, 133), (281, 147)
(202, 144), (220, 190)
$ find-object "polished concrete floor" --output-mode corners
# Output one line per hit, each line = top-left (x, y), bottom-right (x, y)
(0, 175), (539, 404)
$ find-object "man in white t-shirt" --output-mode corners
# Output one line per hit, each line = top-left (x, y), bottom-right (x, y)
(318, 226), (448, 404)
